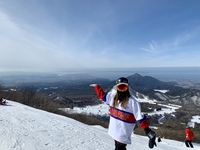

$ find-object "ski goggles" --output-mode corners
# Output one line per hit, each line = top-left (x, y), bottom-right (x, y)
(117, 84), (128, 92)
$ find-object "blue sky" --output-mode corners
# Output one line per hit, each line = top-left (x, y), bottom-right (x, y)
(0, 0), (200, 72)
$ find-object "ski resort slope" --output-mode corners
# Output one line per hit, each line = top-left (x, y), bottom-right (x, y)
(0, 100), (200, 150)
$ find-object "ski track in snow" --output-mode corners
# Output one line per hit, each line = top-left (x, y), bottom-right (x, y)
(0, 100), (200, 150)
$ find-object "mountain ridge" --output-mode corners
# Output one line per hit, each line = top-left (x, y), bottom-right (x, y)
(1, 72), (200, 106)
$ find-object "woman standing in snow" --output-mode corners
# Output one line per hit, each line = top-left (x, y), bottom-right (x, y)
(185, 126), (194, 148)
(90, 77), (156, 150)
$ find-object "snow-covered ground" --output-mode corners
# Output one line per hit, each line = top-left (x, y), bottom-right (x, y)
(154, 89), (169, 93)
(63, 96), (182, 117)
(63, 95), (200, 127)
(188, 115), (200, 128)
(191, 115), (200, 124)
(61, 103), (110, 116)
(0, 100), (200, 150)
(138, 96), (182, 116)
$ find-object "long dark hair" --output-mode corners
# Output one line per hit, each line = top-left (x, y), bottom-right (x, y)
(113, 89), (131, 108)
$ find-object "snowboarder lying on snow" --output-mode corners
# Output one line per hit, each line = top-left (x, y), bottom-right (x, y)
(0, 98), (6, 105)
(90, 77), (156, 150)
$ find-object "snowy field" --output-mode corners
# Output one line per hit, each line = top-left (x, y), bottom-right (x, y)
(0, 100), (200, 150)
(63, 96), (182, 117)
(63, 87), (182, 117)
(63, 94), (200, 127)
(61, 103), (110, 116)
(188, 115), (200, 128)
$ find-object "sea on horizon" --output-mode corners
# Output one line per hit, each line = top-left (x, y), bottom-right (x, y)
(86, 67), (200, 81)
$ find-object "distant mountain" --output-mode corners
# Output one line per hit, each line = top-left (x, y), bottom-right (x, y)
(1, 72), (200, 106)
(99, 73), (200, 106)
(127, 73), (177, 87)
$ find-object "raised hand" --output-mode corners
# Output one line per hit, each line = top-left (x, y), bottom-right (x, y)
(89, 84), (98, 87)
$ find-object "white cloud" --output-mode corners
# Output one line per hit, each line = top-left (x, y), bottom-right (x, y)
(1, 1), (200, 71)
(0, 11), (85, 72)
(173, 29), (200, 47)
(140, 41), (158, 53)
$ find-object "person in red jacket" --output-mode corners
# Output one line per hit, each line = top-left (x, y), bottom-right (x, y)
(185, 126), (194, 148)
(90, 77), (156, 150)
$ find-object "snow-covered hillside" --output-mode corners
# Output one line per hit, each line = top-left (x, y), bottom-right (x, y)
(63, 95), (200, 127)
(0, 100), (200, 150)
(62, 95), (182, 116)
